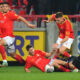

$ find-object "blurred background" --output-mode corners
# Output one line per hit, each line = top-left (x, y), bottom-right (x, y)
(0, 0), (80, 15)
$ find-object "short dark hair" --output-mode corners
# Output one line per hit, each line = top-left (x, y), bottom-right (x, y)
(3, 2), (9, 5)
(26, 45), (33, 51)
(55, 12), (63, 18)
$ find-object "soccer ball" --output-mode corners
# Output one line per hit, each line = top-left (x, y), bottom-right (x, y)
(45, 64), (54, 73)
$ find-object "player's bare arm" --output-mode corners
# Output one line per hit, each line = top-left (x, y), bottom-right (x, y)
(46, 49), (55, 57)
(43, 15), (54, 23)
(18, 16), (36, 28)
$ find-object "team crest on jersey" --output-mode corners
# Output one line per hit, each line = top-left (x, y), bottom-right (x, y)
(66, 32), (70, 35)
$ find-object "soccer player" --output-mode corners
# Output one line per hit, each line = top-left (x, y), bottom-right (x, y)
(0, 2), (36, 64)
(25, 45), (78, 72)
(0, 2), (8, 66)
(44, 12), (74, 58)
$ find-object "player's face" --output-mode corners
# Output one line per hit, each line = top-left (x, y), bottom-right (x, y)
(0, 4), (3, 12)
(28, 47), (34, 56)
(55, 17), (64, 24)
(2, 4), (10, 13)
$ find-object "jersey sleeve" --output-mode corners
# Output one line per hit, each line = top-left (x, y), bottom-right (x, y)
(9, 11), (19, 21)
(25, 57), (32, 69)
(39, 50), (46, 56)
(65, 21), (71, 37)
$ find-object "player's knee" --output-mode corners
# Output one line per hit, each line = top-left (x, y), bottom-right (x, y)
(10, 53), (16, 58)
(59, 49), (64, 54)
(54, 63), (59, 68)
(69, 62), (72, 66)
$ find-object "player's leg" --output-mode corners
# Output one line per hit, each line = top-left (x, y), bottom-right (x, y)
(53, 59), (69, 66)
(0, 38), (8, 66)
(0, 45), (8, 66)
(53, 59), (79, 72)
(10, 52), (25, 64)
(59, 38), (74, 57)
(53, 37), (70, 58)
(53, 38), (73, 58)
(49, 59), (71, 72)
(0, 38), (7, 45)
(53, 38), (62, 58)
(3, 36), (25, 64)
(59, 46), (70, 58)
(52, 62), (71, 72)
(8, 44), (24, 64)
(69, 61), (79, 72)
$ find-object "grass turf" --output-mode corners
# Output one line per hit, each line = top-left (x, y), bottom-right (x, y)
(0, 66), (80, 80)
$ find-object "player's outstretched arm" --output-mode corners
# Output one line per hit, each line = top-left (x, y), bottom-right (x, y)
(46, 49), (55, 57)
(43, 15), (54, 23)
(25, 68), (31, 72)
(18, 16), (36, 28)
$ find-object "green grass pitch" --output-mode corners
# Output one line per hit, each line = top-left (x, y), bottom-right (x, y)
(0, 66), (80, 80)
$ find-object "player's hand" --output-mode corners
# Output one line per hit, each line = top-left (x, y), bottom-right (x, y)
(28, 24), (36, 28)
(43, 20), (49, 23)
(53, 43), (58, 49)
(25, 69), (31, 72)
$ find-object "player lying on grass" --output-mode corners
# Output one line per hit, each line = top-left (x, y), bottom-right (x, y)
(25, 45), (79, 72)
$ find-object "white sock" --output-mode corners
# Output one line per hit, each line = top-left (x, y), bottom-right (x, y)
(3, 60), (7, 63)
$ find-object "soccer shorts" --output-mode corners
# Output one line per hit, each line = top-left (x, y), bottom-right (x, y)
(3, 36), (15, 53)
(56, 37), (74, 49)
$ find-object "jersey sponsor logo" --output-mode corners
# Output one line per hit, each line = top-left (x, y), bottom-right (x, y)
(35, 58), (42, 64)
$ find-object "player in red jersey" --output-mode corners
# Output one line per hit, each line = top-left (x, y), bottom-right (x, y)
(25, 45), (79, 72)
(0, 2), (36, 64)
(44, 12), (74, 58)
(0, 2), (8, 66)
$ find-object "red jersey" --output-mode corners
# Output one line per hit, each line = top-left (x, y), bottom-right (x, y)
(52, 14), (74, 39)
(0, 10), (19, 38)
(25, 50), (50, 72)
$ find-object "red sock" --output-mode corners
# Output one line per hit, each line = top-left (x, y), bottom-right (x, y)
(0, 45), (6, 60)
(66, 63), (69, 68)
(63, 51), (70, 58)
(59, 65), (71, 72)
(15, 54), (24, 64)
(73, 67), (77, 69)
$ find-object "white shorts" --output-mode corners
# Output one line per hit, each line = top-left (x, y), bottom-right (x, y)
(3, 36), (15, 53)
(3, 36), (15, 46)
(56, 37), (74, 49)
